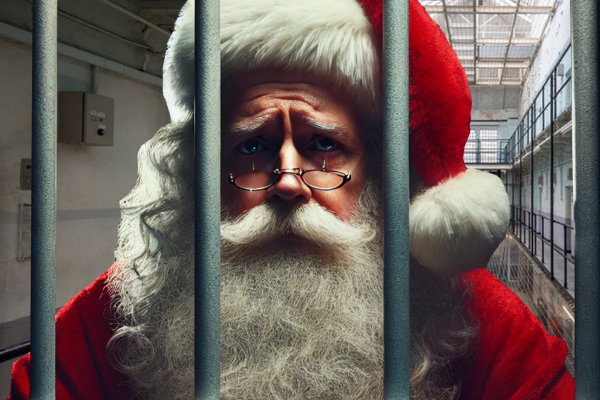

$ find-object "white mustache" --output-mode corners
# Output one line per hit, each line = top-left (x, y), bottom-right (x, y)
(221, 202), (375, 250)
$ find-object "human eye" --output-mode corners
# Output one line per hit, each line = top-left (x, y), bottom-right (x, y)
(308, 137), (338, 152)
(238, 138), (268, 154)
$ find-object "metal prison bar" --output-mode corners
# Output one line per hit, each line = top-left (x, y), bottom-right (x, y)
(193, 0), (221, 398)
(31, 0), (57, 399)
(382, 0), (411, 398)
(572, 0), (600, 397)
(26, 0), (598, 399)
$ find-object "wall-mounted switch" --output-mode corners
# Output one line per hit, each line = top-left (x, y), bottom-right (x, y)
(58, 92), (114, 146)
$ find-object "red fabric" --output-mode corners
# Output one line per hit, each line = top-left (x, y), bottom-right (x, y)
(8, 267), (573, 399)
(359, 0), (471, 187)
(7, 266), (133, 400)
(457, 269), (575, 400)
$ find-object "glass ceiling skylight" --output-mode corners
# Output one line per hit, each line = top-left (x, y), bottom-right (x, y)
(418, 0), (559, 85)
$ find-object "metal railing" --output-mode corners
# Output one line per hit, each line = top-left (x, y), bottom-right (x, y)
(511, 205), (575, 292)
(501, 37), (575, 296)
(0, 342), (31, 364)
(504, 43), (572, 163)
(463, 138), (510, 164)
(466, 41), (572, 167)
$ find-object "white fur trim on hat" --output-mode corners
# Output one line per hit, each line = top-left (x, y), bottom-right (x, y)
(409, 168), (510, 274)
(163, 0), (379, 122)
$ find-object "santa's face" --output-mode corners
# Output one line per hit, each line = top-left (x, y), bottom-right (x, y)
(221, 72), (370, 221)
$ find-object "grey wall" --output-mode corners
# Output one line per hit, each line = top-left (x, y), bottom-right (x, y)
(0, 33), (169, 399)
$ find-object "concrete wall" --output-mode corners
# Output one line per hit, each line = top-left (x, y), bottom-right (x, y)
(469, 85), (521, 147)
(470, 86), (522, 122)
(498, 119), (520, 141)
(0, 32), (169, 394)
(520, 0), (571, 116)
(0, 34), (169, 324)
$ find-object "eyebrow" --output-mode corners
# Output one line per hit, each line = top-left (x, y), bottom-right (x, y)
(305, 118), (341, 131)
(225, 115), (349, 141)
(226, 116), (270, 139)
(304, 117), (354, 143)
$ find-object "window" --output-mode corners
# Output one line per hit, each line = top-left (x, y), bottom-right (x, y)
(480, 129), (498, 163)
(464, 130), (477, 163)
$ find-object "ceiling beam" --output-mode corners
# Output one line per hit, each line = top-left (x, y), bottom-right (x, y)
(452, 38), (541, 45)
(500, 0), (521, 84)
(473, 0), (477, 85)
(424, 5), (554, 14)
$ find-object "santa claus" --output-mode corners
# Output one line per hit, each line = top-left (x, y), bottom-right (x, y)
(8, 0), (574, 399)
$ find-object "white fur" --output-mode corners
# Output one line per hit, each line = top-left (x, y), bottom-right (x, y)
(163, 0), (379, 122)
(410, 168), (510, 274)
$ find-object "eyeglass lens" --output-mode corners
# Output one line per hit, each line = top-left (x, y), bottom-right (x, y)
(302, 170), (345, 189)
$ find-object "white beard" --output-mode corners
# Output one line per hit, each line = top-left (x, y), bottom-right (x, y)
(108, 178), (475, 400)
(219, 202), (384, 399)
(108, 193), (385, 400)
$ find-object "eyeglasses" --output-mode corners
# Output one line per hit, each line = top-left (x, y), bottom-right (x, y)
(229, 159), (360, 192)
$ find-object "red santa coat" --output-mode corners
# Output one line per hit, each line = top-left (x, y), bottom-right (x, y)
(7, 266), (574, 400)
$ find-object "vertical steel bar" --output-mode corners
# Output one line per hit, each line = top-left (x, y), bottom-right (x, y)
(530, 108), (534, 253)
(542, 85), (545, 130)
(550, 70), (555, 281)
(564, 224), (568, 290)
(519, 123), (523, 240)
(531, 212), (537, 255)
(573, 0), (600, 394)
(31, 0), (57, 398)
(382, 0), (410, 397)
(512, 166), (515, 232)
(541, 216), (544, 264)
(194, 0), (220, 398)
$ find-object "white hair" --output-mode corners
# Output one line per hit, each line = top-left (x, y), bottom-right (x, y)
(107, 119), (477, 400)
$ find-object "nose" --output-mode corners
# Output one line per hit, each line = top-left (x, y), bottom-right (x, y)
(266, 141), (312, 204)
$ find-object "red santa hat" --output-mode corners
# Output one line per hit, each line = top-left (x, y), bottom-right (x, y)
(162, 0), (510, 274)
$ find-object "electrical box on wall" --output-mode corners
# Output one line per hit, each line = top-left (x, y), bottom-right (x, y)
(58, 92), (114, 146)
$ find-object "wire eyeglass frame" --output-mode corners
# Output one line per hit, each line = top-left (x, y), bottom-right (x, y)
(228, 158), (361, 192)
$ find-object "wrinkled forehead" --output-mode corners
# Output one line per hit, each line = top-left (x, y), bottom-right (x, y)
(221, 70), (365, 125)
(223, 70), (350, 103)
